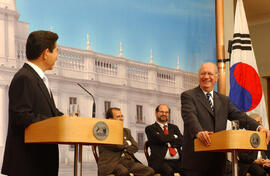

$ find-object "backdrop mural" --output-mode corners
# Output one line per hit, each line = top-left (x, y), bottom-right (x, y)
(0, 0), (216, 175)
(17, 0), (216, 72)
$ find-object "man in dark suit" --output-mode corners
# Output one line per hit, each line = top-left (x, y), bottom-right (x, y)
(98, 107), (154, 176)
(1, 30), (64, 176)
(181, 62), (270, 176)
(239, 114), (270, 176)
(145, 104), (183, 176)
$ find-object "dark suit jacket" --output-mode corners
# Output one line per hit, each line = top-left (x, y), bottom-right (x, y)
(145, 122), (183, 170)
(1, 63), (63, 176)
(98, 128), (139, 176)
(181, 86), (260, 172)
(238, 143), (270, 176)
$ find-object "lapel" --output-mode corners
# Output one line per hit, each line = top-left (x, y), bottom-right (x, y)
(154, 122), (164, 134)
(213, 91), (221, 116)
(123, 128), (128, 139)
(168, 123), (174, 135)
(195, 86), (214, 116)
(24, 64), (56, 113)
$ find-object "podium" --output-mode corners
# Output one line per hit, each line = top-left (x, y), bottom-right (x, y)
(195, 130), (267, 176)
(25, 116), (123, 176)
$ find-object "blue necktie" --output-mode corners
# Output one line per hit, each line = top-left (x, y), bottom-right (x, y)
(206, 92), (214, 111)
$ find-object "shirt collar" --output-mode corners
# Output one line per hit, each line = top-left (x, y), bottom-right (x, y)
(156, 121), (168, 128)
(200, 87), (214, 98)
(26, 61), (45, 79)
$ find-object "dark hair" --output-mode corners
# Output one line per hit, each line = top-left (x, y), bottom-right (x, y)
(106, 107), (121, 119)
(26, 30), (58, 60)
(155, 104), (170, 113)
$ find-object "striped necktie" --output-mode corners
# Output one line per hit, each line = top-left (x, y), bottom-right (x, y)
(206, 92), (214, 111)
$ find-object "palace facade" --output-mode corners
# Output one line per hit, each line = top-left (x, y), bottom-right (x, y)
(0, 0), (197, 175)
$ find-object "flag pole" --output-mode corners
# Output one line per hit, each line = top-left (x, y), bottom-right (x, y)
(216, 0), (226, 95)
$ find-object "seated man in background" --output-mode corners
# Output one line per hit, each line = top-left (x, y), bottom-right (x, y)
(238, 114), (270, 176)
(145, 104), (183, 176)
(98, 107), (154, 176)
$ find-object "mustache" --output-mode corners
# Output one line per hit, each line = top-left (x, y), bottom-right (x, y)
(157, 116), (168, 122)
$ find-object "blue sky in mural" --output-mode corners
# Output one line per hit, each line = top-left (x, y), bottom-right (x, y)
(16, 0), (216, 73)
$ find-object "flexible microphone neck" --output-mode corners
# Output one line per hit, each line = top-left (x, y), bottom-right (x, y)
(231, 101), (248, 129)
(77, 83), (96, 118)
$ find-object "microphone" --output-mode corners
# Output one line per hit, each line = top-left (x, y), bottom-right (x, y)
(77, 83), (96, 118)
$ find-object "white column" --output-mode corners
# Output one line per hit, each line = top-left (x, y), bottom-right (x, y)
(0, 85), (8, 146)
(0, 13), (5, 59)
(78, 94), (92, 117)
(5, 11), (17, 67)
(148, 66), (157, 90)
(117, 63), (127, 86)
(86, 54), (96, 80)
(0, 85), (8, 166)
(175, 73), (182, 92)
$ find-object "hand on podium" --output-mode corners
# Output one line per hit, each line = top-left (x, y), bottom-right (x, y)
(262, 159), (270, 167)
(196, 131), (213, 146)
(254, 158), (264, 165)
(258, 126), (270, 144)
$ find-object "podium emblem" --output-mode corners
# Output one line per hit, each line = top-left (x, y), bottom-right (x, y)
(250, 133), (260, 148)
(93, 121), (109, 140)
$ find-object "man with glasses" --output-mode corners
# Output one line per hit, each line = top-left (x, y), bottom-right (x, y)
(145, 104), (183, 176)
(181, 62), (270, 176)
(238, 114), (270, 176)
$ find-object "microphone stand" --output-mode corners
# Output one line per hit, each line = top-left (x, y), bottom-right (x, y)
(73, 83), (96, 176)
(77, 83), (96, 117)
(231, 101), (248, 130)
(230, 101), (248, 176)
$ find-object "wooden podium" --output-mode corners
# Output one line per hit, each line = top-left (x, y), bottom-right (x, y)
(25, 116), (123, 176)
(195, 130), (267, 176)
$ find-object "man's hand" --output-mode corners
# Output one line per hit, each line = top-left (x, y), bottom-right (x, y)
(196, 131), (213, 146)
(258, 126), (270, 144)
(262, 159), (270, 167)
(254, 158), (264, 165)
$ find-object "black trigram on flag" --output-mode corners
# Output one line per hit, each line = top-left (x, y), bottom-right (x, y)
(229, 0), (268, 129)
(232, 33), (252, 51)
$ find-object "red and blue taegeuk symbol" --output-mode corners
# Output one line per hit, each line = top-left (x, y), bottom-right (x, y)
(229, 62), (262, 112)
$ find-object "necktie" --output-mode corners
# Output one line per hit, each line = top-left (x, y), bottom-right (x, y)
(262, 151), (267, 159)
(43, 75), (50, 93)
(206, 92), (214, 111)
(163, 125), (177, 156)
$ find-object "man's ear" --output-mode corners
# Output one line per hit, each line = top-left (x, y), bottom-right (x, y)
(215, 73), (220, 82)
(39, 49), (45, 58)
(42, 48), (49, 60)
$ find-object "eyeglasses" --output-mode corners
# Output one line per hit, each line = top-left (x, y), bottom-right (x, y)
(158, 111), (169, 114)
(199, 72), (216, 77)
(116, 115), (124, 118)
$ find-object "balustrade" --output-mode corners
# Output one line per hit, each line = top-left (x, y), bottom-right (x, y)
(127, 66), (148, 81)
(14, 40), (197, 93)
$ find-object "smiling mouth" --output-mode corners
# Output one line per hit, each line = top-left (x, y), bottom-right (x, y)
(202, 80), (211, 83)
